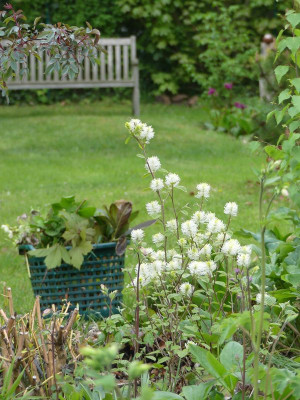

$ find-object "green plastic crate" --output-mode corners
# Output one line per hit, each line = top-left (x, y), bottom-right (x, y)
(20, 243), (124, 317)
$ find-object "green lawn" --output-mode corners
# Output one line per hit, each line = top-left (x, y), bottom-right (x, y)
(0, 100), (264, 313)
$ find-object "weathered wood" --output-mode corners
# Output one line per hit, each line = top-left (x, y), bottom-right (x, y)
(5, 37), (140, 115)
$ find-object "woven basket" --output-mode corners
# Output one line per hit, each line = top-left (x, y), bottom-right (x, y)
(19, 243), (125, 317)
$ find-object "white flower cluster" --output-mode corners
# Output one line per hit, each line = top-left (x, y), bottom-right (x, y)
(1, 224), (13, 239)
(146, 201), (161, 217)
(145, 156), (161, 173)
(195, 183), (211, 199)
(126, 119), (154, 144)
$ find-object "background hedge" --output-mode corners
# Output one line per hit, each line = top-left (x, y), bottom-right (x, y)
(1, 0), (292, 99)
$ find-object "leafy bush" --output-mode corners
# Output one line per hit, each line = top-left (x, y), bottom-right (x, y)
(2, 196), (140, 268)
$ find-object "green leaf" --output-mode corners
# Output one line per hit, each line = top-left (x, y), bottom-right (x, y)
(278, 89), (291, 104)
(274, 66), (289, 84)
(182, 382), (214, 400)
(264, 145), (282, 160)
(286, 12), (300, 28)
(30, 243), (71, 269)
(69, 241), (92, 269)
(189, 345), (237, 394)
(292, 95), (300, 112)
(220, 341), (244, 373)
(291, 77), (300, 92)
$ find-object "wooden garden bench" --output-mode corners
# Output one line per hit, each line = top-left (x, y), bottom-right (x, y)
(5, 36), (140, 115)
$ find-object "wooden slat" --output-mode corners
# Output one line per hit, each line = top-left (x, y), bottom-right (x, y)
(100, 48), (106, 80)
(30, 53), (36, 82)
(84, 56), (90, 81)
(99, 38), (131, 45)
(92, 49), (98, 81)
(123, 45), (128, 80)
(22, 56), (28, 82)
(108, 45), (113, 81)
(38, 50), (44, 82)
(115, 45), (121, 81)
(54, 68), (59, 82)
(45, 52), (51, 81)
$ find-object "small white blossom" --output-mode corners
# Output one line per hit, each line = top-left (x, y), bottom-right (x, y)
(166, 219), (177, 232)
(207, 260), (217, 274)
(222, 239), (241, 256)
(188, 261), (209, 276)
(152, 250), (165, 260)
(216, 232), (231, 244)
(140, 124), (155, 143)
(240, 245), (252, 255)
(187, 247), (200, 260)
(195, 183), (211, 199)
(152, 232), (165, 245)
(237, 253), (251, 267)
(145, 156), (161, 173)
(206, 217), (225, 234)
(179, 282), (194, 297)
(181, 220), (198, 238)
(224, 202), (238, 217)
(152, 260), (165, 277)
(165, 173), (180, 187)
(205, 212), (216, 223)
(192, 211), (207, 225)
(256, 293), (276, 306)
(193, 233), (206, 246)
(166, 259), (181, 271)
(146, 201), (161, 217)
(127, 118), (142, 133)
(1, 224), (13, 239)
(135, 263), (153, 286)
(178, 238), (187, 247)
(131, 229), (144, 243)
(281, 188), (289, 197)
(199, 243), (212, 257)
(150, 178), (164, 192)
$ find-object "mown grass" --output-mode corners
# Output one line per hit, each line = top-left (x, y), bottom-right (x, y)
(0, 100), (265, 312)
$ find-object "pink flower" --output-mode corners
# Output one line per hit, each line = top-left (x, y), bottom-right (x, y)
(224, 82), (233, 90)
(234, 102), (246, 109)
(208, 88), (216, 96)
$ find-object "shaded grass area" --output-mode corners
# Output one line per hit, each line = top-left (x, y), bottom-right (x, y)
(0, 100), (265, 312)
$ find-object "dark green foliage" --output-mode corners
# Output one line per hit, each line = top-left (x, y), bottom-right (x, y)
(1, 0), (292, 100)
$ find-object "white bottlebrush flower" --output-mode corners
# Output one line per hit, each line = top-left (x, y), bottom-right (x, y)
(131, 229), (144, 243)
(256, 293), (276, 307)
(206, 217), (225, 234)
(216, 232), (231, 244)
(165, 173), (180, 187)
(192, 211), (207, 225)
(195, 183), (211, 199)
(152, 250), (165, 260)
(152, 260), (165, 277)
(146, 201), (161, 217)
(240, 245), (252, 255)
(127, 118), (142, 133)
(237, 253), (251, 267)
(221, 239), (241, 256)
(207, 260), (217, 274)
(178, 238), (187, 247)
(224, 202), (238, 217)
(150, 178), (164, 192)
(152, 232), (165, 245)
(145, 156), (161, 173)
(281, 188), (289, 197)
(136, 263), (153, 286)
(140, 124), (155, 143)
(179, 282), (194, 297)
(167, 249), (180, 259)
(1, 224), (13, 239)
(187, 247), (200, 260)
(199, 243), (212, 257)
(188, 261), (209, 276)
(166, 259), (181, 271)
(205, 212), (216, 223)
(193, 233), (206, 246)
(181, 220), (198, 238)
(166, 219), (177, 232)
